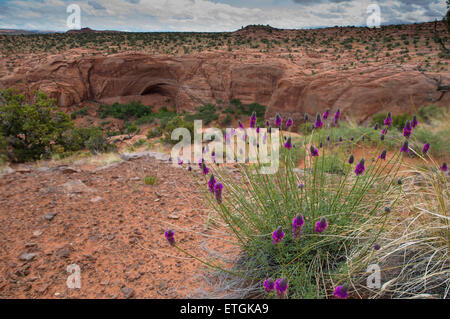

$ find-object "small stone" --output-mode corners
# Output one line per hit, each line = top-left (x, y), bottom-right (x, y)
(32, 230), (43, 237)
(44, 212), (57, 221)
(18, 252), (36, 262)
(121, 287), (135, 299)
(55, 246), (71, 258)
(167, 214), (179, 220)
(90, 196), (103, 203)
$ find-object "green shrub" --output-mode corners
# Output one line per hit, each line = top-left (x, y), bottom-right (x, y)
(163, 116), (194, 144)
(184, 104), (218, 125)
(144, 175), (157, 185)
(97, 101), (153, 121)
(147, 127), (163, 138)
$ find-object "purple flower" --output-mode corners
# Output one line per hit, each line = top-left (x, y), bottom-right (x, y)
(403, 121), (412, 138)
(334, 108), (341, 124)
(348, 154), (354, 164)
(275, 278), (288, 296)
(411, 115), (418, 128)
(381, 127), (388, 135)
(333, 285), (349, 299)
(286, 118), (293, 128)
(310, 145), (319, 157)
(380, 134), (385, 141)
(374, 123), (379, 130)
(275, 114), (283, 128)
(272, 226), (285, 244)
(304, 113), (309, 121)
(384, 112), (392, 127)
(201, 162), (210, 175)
(214, 182), (223, 204)
(208, 174), (216, 193)
(354, 159), (365, 176)
(284, 137), (293, 150)
(263, 278), (275, 292)
(378, 149), (387, 160)
(256, 126), (260, 133)
(187, 166), (192, 172)
(314, 217), (328, 233)
(265, 120), (270, 127)
(323, 109), (330, 120)
(441, 162), (448, 172)
(292, 214), (305, 239)
(238, 120), (245, 129)
(315, 114), (323, 129)
(422, 143), (430, 154)
(250, 112), (257, 128)
(164, 229), (175, 246)
(373, 244), (381, 251)
(400, 141), (409, 153)
(178, 158), (183, 165)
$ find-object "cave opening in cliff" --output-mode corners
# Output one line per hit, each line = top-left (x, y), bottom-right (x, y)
(141, 83), (170, 97)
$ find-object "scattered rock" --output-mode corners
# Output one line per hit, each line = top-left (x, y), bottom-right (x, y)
(90, 196), (104, 203)
(121, 286), (135, 299)
(168, 214), (179, 220)
(55, 246), (71, 259)
(18, 252), (36, 262)
(61, 180), (96, 194)
(44, 212), (57, 221)
(32, 230), (43, 237)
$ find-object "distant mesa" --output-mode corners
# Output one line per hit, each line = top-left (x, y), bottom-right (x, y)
(66, 27), (121, 34)
(233, 24), (281, 36)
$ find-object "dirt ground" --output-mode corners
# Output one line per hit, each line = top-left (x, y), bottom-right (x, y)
(0, 155), (234, 299)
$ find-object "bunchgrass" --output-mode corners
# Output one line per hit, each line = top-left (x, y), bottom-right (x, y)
(165, 111), (448, 299)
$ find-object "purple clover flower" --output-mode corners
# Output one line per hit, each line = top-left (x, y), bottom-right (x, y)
(310, 145), (319, 157)
(272, 226), (285, 244)
(422, 143), (430, 154)
(314, 217), (328, 233)
(384, 112), (392, 127)
(323, 109), (330, 120)
(214, 183), (223, 204)
(378, 149), (387, 160)
(263, 278), (275, 292)
(304, 113), (309, 121)
(411, 115), (418, 128)
(381, 127), (388, 135)
(400, 141), (409, 153)
(292, 214), (305, 239)
(403, 121), (412, 138)
(354, 159), (366, 176)
(374, 123), (379, 130)
(284, 137), (293, 150)
(164, 229), (175, 246)
(238, 120), (245, 129)
(286, 118), (293, 129)
(333, 285), (349, 299)
(208, 174), (216, 193)
(201, 162), (210, 175)
(441, 162), (448, 172)
(275, 114), (283, 128)
(348, 154), (354, 164)
(275, 278), (288, 296)
(334, 108), (341, 124)
(250, 112), (257, 128)
(315, 114), (324, 129)
(373, 244), (381, 251)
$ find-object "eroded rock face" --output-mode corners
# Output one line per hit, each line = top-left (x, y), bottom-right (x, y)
(1, 52), (448, 125)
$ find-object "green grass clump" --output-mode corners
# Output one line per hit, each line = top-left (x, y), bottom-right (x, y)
(144, 175), (157, 185)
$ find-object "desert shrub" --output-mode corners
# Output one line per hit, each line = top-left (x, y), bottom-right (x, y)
(412, 127), (450, 158)
(98, 101), (153, 121)
(417, 104), (447, 123)
(71, 107), (88, 119)
(184, 104), (218, 125)
(0, 89), (115, 162)
(230, 99), (266, 118)
(220, 114), (233, 126)
(371, 112), (410, 131)
(163, 116), (194, 144)
(147, 127), (163, 139)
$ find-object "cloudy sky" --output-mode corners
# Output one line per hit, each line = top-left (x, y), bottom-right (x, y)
(0, 0), (447, 32)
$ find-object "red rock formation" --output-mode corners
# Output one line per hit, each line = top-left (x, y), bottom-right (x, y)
(1, 52), (448, 125)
